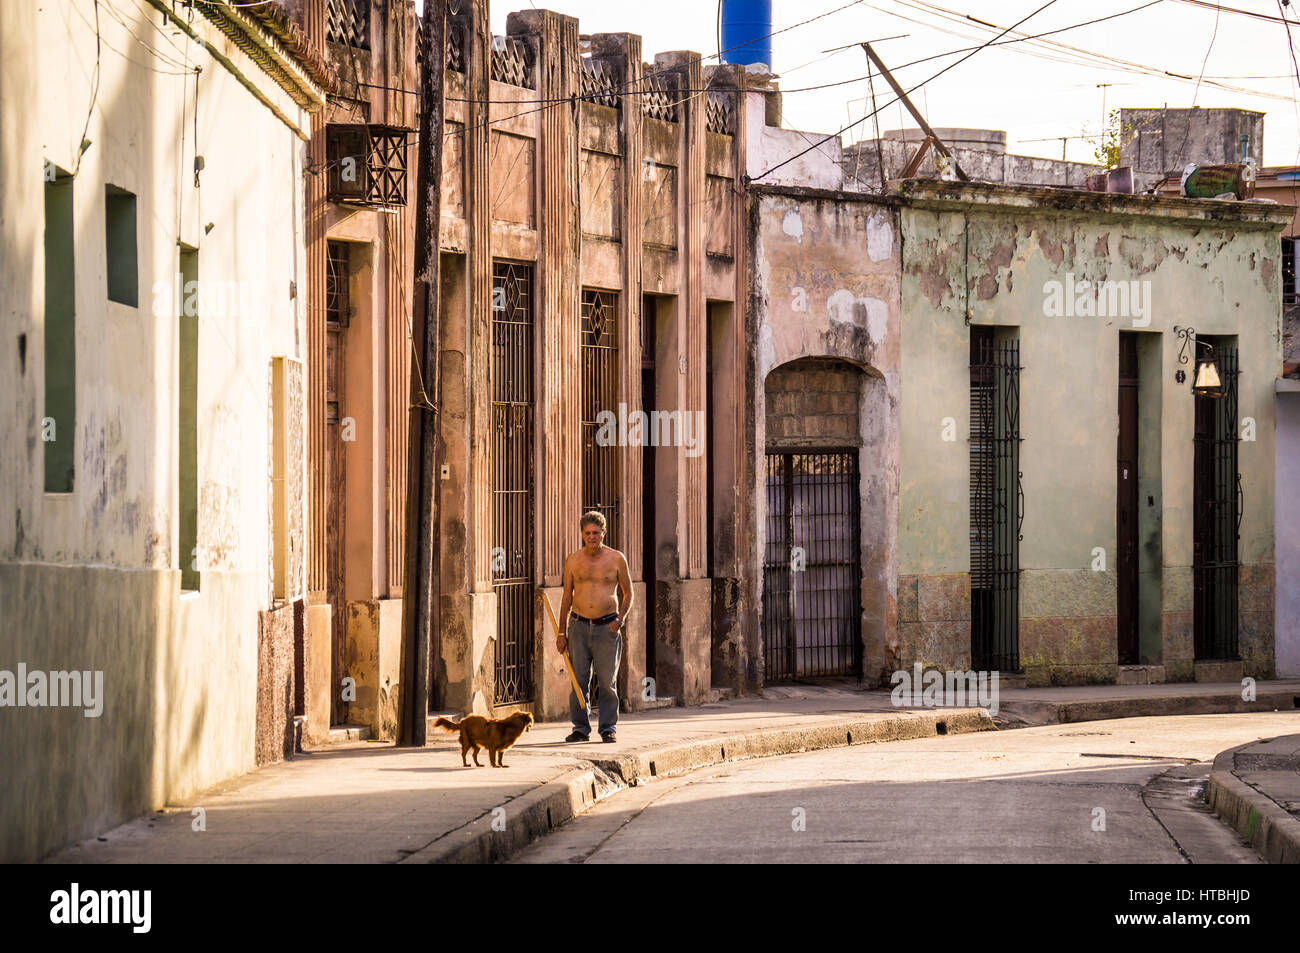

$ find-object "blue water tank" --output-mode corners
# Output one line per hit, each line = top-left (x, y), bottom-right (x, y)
(721, 0), (773, 71)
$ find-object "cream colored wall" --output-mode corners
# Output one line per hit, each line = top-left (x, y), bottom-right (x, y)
(901, 199), (1283, 579)
(1, 0), (311, 860)
(897, 184), (1288, 678)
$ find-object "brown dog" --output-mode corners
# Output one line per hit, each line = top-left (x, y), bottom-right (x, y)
(434, 712), (534, 767)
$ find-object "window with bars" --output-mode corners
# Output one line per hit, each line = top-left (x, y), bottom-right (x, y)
(1193, 337), (1240, 661)
(325, 124), (410, 208)
(1283, 237), (1297, 307)
(326, 241), (350, 327)
(492, 262), (536, 705)
(969, 326), (1022, 673)
(581, 289), (619, 549)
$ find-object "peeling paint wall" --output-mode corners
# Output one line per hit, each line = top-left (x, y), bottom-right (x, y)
(896, 180), (1290, 685)
(748, 188), (901, 685)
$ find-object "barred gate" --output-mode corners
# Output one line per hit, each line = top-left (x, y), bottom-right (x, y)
(970, 328), (1022, 673)
(762, 450), (862, 681)
(1193, 341), (1240, 660)
(581, 289), (619, 546)
(492, 263), (535, 705)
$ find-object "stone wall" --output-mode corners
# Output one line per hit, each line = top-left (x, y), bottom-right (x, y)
(764, 359), (862, 448)
(895, 573), (970, 672)
(256, 602), (298, 765)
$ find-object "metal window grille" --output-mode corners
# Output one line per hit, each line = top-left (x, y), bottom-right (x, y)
(325, 124), (410, 208)
(326, 241), (350, 327)
(762, 450), (862, 682)
(492, 262), (535, 705)
(1193, 340), (1240, 660)
(490, 36), (533, 88)
(970, 327), (1022, 673)
(582, 289), (619, 548)
(1283, 238), (1297, 307)
(325, 0), (369, 50)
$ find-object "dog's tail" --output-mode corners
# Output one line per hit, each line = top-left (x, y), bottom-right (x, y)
(433, 716), (461, 733)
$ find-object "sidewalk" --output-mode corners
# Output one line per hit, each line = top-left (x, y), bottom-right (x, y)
(44, 679), (1300, 864)
(1206, 733), (1300, 864)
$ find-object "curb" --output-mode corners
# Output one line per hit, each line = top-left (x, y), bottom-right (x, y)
(402, 707), (995, 864)
(1205, 740), (1300, 865)
(998, 690), (1300, 726)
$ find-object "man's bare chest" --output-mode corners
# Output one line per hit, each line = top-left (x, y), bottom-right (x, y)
(573, 556), (617, 587)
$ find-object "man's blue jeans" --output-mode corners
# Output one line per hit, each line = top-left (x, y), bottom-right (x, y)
(567, 615), (621, 737)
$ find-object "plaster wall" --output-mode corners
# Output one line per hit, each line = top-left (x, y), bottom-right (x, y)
(744, 91), (843, 191)
(0, 1), (310, 859)
(897, 182), (1287, 683)
(748, 189), (901, 684)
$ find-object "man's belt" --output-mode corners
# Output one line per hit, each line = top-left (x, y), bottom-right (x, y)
(570, 611), (619, 627)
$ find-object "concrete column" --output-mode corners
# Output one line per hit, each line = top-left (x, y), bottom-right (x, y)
(510, 9), (580, 589)
(704, 63), (752, 694)
(436, 0), (495, 714)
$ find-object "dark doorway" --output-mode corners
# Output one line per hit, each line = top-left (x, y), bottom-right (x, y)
(1193, 337), (1240, 660)
(1117, 333), (1140, 665)
(641, 294), (658, 682)
(762, 450), (862, 680)
(325, 241), (349, 725)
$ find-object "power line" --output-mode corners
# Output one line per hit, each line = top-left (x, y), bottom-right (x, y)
(73, 0), (103, 177)
(1169, 0), (1300, 27)
(875, 0), (1296, 102)
(750, 0), (1064, 183)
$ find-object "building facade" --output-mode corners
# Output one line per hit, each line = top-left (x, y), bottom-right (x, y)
(1, 0), (323, 862)
(894, 180), (1290, 686)
(746, 164), (1291, 688)
(427, 3), (751, 719)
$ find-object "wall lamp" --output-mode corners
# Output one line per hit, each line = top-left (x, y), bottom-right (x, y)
(1172, 326), (1222, 397)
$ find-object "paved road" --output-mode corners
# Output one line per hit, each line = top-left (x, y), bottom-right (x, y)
(512, 712), (1300, 863)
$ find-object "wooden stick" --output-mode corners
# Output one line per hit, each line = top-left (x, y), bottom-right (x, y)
(542, 591), (586, 709)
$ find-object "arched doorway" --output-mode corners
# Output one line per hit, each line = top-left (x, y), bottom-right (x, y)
(762, 358), (867, 680)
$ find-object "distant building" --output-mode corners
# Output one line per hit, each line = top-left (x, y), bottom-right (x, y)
(843, 127), (1101, 192)
(1119, 106), (1264, 193)
(749, 91), (1291, 689)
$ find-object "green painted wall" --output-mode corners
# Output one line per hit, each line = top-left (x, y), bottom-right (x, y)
(896, 183), (1287, 681)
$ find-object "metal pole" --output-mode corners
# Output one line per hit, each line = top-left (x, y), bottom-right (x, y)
(399, 0), (445, 746)
(859, 42), (968, 181)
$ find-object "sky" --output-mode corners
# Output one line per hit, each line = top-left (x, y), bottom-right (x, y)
(453, 0), (1300, 168)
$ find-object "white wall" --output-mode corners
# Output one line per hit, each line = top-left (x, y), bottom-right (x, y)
(0, 0), (313, 861)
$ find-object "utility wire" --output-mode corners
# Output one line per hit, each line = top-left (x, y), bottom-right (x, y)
(72, 0), (104, 176)
(750, 0), (1063, 183)
(878, 0), (1295, 102)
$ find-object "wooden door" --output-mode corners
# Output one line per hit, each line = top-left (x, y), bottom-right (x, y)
(1117, 334), (1140, 666)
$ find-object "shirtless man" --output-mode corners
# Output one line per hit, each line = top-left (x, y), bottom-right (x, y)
(557, 511), (633, 742)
